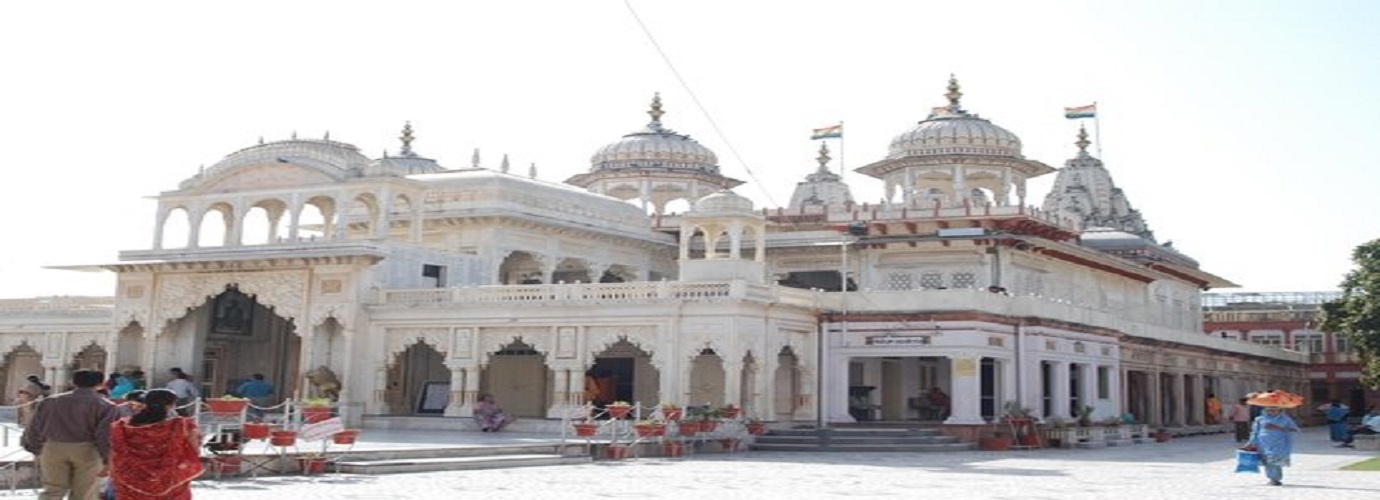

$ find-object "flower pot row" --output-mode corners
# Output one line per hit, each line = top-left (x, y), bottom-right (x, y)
(241, 423), (360, 445)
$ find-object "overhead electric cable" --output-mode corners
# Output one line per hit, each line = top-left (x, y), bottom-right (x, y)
(623, 0), (778, 206)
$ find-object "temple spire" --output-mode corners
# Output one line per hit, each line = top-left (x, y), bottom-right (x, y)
(1075, 124), (1091, 156)
(944, 74), (964, 112)
(647, 92), (665, 130)
(399, 122), (416, 156)
(815, 142), (832, 173)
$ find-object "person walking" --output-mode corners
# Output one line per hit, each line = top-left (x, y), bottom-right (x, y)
(164, 368), (199, 417)
(1321, 401), (1351, 442)
(16, 374), (51, 427)
(1205, 393), (1222, 424)
(109, 389), (204, 499)
(21, 369), (121, 500)
(1247, 405), (1300, 486)
(1227, 397), (1252, 443)
(235, 373), (275, 421)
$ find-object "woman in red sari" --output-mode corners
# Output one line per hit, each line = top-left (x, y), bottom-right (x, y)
(110, 389), (204, 499)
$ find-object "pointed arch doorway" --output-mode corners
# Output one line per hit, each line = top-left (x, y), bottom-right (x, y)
(174, 288), (302, 403)
(588, 340), (659, 409)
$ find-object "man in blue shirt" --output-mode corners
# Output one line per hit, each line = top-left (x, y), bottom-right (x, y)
(236, 373), (276, 421)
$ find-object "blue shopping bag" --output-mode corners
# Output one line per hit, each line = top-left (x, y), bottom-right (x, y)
(1234, 449), (1261, 473)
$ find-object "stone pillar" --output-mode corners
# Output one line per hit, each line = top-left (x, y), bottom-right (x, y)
(1051, 361), (1071, 419)
(1170, 372), (1185, 427)
(444, 365), (470, 417)
(1190, 373), (1204, 425)
(1148, 370), (1163, 427)
(945, 356), (985, 425)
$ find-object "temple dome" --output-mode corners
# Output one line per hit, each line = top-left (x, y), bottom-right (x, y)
(692, 189), (754, 214)
(589, 94), (720, 174)
(887, 76), (1023, 159)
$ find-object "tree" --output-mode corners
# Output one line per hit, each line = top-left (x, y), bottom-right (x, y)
(1318, 238), (1380, 389)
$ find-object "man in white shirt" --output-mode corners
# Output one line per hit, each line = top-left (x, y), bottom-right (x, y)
(165, 367), (200, 416)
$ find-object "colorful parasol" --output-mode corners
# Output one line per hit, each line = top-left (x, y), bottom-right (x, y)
(1245, 390), (1304, 408)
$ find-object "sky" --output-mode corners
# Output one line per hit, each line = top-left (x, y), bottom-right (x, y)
(1, 0), (1377, 299)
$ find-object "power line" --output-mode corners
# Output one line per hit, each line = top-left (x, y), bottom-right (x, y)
(623, 0), (778, 207)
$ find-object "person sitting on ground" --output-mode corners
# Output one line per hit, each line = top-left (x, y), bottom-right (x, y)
(1338, 406), (1380, 447)
(473, 393), (515, 432)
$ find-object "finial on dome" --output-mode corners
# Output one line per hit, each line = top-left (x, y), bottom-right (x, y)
(529, 162), (537, 179)
(324, 131), (330, 141)
(945, 74), (964, 112)
(399, 122), (415, 156)
(1075, 123), (1091, 155)
(816, 142), (832, 173)
(501, 154), (510, 173)
(647, 92), (665, 129)
(472, 148), (481, 168)
(258, 136), (264, 145)
(291, 131), (298, 140)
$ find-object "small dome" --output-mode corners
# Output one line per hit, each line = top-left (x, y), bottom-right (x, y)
(887, 76), (1023, 159)
(589, 94), (720, 174)
(692, 190), (754, 213)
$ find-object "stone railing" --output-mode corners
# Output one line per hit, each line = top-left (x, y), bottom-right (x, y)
(376, 281), (820, 308)
(0, 297), (115, 316)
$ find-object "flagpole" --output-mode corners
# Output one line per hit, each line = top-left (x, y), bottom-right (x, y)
(1093, 102), (1102, 159)
(837, 120), (845, 179)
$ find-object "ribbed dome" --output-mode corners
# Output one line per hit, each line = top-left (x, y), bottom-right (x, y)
(692, 189), (754, 213)
(889, 115), (1023, 159)
(887, 76), (1023, 159)
(589, 94), (720, 174)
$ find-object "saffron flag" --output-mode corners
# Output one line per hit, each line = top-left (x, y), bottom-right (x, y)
(810, 124), (842, 139)
(1064, 104), (1097, 119)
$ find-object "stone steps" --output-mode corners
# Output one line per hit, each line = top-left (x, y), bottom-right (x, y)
(335, 453), (591, 474)
(751, 428), (975, 452)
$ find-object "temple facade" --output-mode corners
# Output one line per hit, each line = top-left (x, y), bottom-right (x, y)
(0, 78), (1310, 433)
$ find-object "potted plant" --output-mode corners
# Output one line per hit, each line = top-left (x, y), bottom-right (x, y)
(270, 429), (298, 447)
(572, 416), (600, 437)
(633, 420), (666, 437)
(299, 397), (334, 423)
(606, 401), (633, 419)
(720, 404), (741, 419)
(659, 403), (683, 421)
(661, 441), (686, 457)
(676, 419), (701, 436)
(332, 429), (361, 445)
(296, 454), (328, 474)
(1154, 428), (1173, 442)
(745, 419), (768, 436)
(1076, 405), (1095, 427)
(978, 430), (1012, 451)
(204, 395), (249, 415)
(604, 443), (631, 459)
(242, 421), (272, 440)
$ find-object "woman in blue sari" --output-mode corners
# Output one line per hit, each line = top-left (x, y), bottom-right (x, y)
(1322, 401), (1350, 442)
(1247, 406), (1300, 486)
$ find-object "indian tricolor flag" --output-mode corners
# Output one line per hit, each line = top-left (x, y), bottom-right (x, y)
(810, 124), (842, 140)
(1064, 103), (1097, 119)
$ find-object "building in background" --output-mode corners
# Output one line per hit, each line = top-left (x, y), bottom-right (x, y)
(1203, 291), (1376, 415)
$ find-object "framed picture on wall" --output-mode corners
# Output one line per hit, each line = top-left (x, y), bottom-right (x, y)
(417, 381), (451, 414)
(212, 292), (253, 335)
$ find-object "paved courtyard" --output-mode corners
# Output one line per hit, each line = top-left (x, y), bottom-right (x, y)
(3, 427), (1376, 499)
